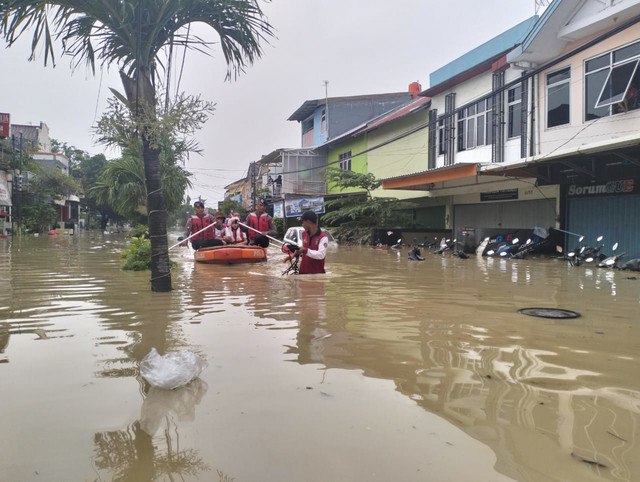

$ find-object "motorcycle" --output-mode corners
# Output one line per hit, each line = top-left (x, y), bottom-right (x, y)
(598, 242), (626, 268)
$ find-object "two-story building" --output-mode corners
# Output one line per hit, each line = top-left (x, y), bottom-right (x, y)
(488, 0), (640, 257)
(382, 16), (549, 248)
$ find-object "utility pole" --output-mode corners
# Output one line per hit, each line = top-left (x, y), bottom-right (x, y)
(323, 80), (330, 140)
(250, 162), (257, 208)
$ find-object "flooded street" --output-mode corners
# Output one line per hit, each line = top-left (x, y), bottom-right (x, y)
(1, 233), (639, 481)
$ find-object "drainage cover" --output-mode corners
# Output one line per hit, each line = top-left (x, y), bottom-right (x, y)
(518, 307), (581, 319)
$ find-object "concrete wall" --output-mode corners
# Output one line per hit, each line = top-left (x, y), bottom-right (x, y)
(367, 108), (429, 200)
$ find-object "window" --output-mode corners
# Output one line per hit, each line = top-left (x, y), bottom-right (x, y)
(302, 118), (313, 134)
(547, 67), (570, 127)
(457, 98), (492, 151)
(507, 85), (522, 138)
(320, 108), (327, 134)
(585, 40), (640, 120)
(338, 151), (351, 171)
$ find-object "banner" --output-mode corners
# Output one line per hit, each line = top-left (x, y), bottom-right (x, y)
(284, 197), (325, 218)
(0, 177), (11, 206)
(273, 201), (284, 219)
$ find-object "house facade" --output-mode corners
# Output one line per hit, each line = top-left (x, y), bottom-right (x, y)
(488, 0), (640, 257)
(288, 92), (414, 148)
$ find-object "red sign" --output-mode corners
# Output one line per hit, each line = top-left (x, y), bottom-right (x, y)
(0, 113), (9, 138)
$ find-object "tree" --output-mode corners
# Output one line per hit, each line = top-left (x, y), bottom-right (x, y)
(1, 1), (274, 291)
(21, 166), (82, 232)
(323, 169), (413, 244)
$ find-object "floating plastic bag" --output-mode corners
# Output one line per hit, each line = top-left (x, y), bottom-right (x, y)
(139, 347), (207, 390)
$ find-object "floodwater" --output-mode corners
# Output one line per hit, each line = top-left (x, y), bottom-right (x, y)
(1, 233), (639, 482)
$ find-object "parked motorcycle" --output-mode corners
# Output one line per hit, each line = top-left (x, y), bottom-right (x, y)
(598, 242), (626, 268)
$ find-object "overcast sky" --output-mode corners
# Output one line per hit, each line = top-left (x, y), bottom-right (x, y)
(0, 0), (547, 203)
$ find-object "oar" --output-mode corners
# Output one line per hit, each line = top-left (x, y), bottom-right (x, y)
(168, 223), (216, 250)
(237, 221), (285, 247)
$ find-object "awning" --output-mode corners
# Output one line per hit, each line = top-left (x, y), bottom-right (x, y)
(382, 163), (480, 190)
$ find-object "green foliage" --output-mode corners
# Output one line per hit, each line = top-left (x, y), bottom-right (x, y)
(120, 236), (152, 271)
(273, 217), (285, 238)
(326, 169), (381, 195)
(22, 203), (58, 233)
(323, 169), (414, 244)
(129, 224), (149, 238)
(218, 198), (244, 218)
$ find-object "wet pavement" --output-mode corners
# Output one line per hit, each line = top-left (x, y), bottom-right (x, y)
(1, 232), (639, 481)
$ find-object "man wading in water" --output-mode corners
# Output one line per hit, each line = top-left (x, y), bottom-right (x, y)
(283, 210), (329, 274)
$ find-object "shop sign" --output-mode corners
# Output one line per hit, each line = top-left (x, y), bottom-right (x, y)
(0, 112), (9, 138)
(284, 196), (325, 217)
(567, 179), (636, 197)
(480, 189), (519, 202)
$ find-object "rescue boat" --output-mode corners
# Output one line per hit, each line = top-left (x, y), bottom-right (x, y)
(193, 245), (267, 264)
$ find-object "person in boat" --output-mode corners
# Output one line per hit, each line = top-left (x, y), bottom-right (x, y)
(212, 213), (227, 240)
(180, 201), (224, 250)
(283, 210), (328, 274)
(223, 217), (248, 245)
(245, 199), (276, 248)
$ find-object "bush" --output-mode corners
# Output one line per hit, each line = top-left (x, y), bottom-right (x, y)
(129, 224), (149, 238)
(121, 236), (152, 271)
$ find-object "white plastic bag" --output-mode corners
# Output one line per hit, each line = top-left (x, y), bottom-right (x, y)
(139, 347), (207, 390)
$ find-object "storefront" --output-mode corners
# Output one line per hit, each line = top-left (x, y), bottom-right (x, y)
(565, 178), (640, 258)
(0, 172), (11, 237)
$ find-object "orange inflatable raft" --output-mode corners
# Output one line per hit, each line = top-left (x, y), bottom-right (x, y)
(193, 245), (267, 265)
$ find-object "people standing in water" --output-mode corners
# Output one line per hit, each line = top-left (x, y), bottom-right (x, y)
(245, 199), (276, 248)
(283, 210), (328, 274)
(180, 201), (224, 250)
(223, 217), (248, 245)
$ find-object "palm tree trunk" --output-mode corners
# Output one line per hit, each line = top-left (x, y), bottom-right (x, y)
(143, 135), (172, 292)
(120, 70), (172, 292)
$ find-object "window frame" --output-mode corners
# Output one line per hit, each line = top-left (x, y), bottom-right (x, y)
(338, 150), (352, 171)
(507, 85), (523, 139)
(546, 66), (571, 128)
(456, 99), (491, 151)
(584, 39), (640, 120)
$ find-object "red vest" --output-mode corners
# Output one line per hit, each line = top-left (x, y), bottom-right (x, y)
(299, 229), (327, 274)
(247, 213), (271, 240)
(190, 214), (215, 241)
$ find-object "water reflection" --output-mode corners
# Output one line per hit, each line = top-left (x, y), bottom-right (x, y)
(1, 236), (639, 481)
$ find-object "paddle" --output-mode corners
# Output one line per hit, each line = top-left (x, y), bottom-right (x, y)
(168, 223), (216, 250)
(237, 221), (286, 247)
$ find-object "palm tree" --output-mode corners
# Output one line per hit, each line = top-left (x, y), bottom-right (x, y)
(0, 1), (274, 291)
(90, 151), (192, 221)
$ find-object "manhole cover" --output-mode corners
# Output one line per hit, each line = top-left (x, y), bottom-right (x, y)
(518, 307), (581, 319)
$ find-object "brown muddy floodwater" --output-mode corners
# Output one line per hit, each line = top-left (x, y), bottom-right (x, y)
(1, 232), (639, 482)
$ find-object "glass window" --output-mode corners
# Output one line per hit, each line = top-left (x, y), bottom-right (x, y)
(613, 41), (640, 63)
(585, 53), (610, 73)
(457, 118), (466, 152)
(455, 99), (491, 151)
(546, 67), (571, 127)
(477, 113), (485, 146)
(595, 60), (640, 107)
(338, 150), (351, 171)
(320, 109), (327, 134)
(507, 86), (522, 138)
(466, 117), (476, 150)
(585, 41), (640, 119)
